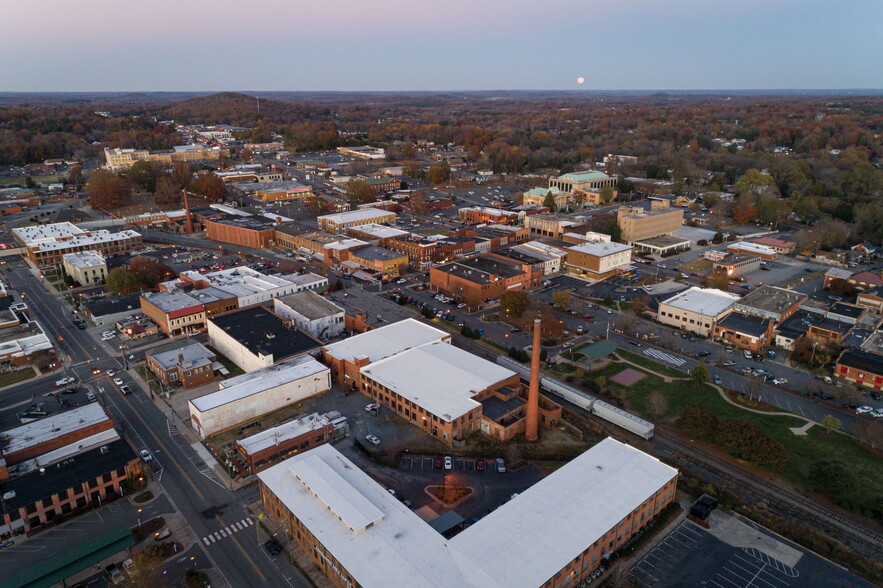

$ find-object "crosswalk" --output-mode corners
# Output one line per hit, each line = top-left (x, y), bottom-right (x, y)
(643, 348), (686, 367)
(201, 517), (254, 546)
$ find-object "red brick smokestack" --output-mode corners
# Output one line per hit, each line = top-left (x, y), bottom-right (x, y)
(525, 315), (541, 441)
(183, 189), (194, 234)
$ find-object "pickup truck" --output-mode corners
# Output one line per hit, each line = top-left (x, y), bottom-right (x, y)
(55, 377), (74, 387)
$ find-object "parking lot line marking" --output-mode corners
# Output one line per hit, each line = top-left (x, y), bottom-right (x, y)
(714, 572), (743, 587)
(744, 563), (769, 588)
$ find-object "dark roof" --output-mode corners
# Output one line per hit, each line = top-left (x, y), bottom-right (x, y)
(495, 249), (545, 266)
(716, 311), (769, 337)
(428, 510), (465, 535)
(829, 302), (863, 319)
(208, 306), (320, 362)
(82, 293), (142, 317)
(837, 348), (883, 376)
(351, 246), (405, 262)
(480, 394), (526, 421)
(776, 310), (822, 340)
(0, 438), (137, 512)
(207, 214), (276, 231)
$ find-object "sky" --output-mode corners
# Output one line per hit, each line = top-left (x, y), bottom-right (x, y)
(2, 0), (882, 92)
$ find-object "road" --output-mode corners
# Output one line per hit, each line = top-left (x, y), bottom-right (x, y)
(3, 257), (308, 588)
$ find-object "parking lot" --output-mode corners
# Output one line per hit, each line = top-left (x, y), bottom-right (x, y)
(401, 455), (504, 473)
(628, 518), (875, 588)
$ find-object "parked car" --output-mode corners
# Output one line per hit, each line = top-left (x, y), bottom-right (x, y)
(443, 456), (453, 470)
(772, 377), (788, 385)
(263, 539), (282, 556)
(434, 456), (443, 469)
(713, 375), (722, 385)
(856, 406), (874, 414)
(475, 458), (486, 471)
(697, 350), (710, 357)
(139, 449), (153, 462)
(496, 457), (506, 473)
(722, 360), (737, 367)
(365, 403), (380, 413)
(365, 434), (381, 446)
(61, 387), (78, 395)
(870, 408), (883, 419)
(743, 350), (753, 359)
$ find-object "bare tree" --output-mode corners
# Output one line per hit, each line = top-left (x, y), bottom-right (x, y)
(853, 420), (883, 449)
(647, 390), (669, 420)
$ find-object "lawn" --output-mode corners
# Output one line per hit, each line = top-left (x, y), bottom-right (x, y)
(205, 345), (245, 378)
(679, 258), (713, 272)
(601, 361), (883, 513)
(0, 369), (35, 388)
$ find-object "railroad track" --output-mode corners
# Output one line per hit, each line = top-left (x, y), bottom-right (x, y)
(653, 430), (883, 557)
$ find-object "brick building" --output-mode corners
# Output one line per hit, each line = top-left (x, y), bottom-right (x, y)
(145, 341), (218, 388)
(235, 413), (333, 473)
(430, 254), (538, 304)
(204, 215), (278, 249)
(258, 439), (677, 588)
(13, 223), (142, 268)
(140, 291), (206, 336)
(317, 209), (397, 233)
(713, 312), (773, 352)
(835, 348), (883, 390)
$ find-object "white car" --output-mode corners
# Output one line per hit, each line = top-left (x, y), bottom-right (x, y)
(112, 377), (124, 386)
(443, 456), (453, 470)
(365, 434), (381, 446)
(772, 377), (787, 385)
(139, 449), (153, 462)
(106, 369), (116, 377)
(365, 403), (380, 412)
(856, 406), (874, 415)
(870, 408), (883, 419)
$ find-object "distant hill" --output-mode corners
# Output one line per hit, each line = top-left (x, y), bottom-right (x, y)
(159, 92), (310, 127)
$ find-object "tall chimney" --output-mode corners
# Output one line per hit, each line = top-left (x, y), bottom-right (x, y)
(525, 315), (541, 441)
(183, 189), (195, 234)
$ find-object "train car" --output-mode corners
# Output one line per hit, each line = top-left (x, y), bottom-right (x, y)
(592, 400), (654, 440)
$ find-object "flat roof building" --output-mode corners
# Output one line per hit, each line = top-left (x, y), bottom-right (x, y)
(62, 250), (107, 285)
(204, 214), (278, 249)
(317, 209), (397, 232)
(565, 241), (633, 281)
(657, 287), (740, 336)
(714, 311), (772, 352)
(616, 203), (683, 245)
(734, 285), (806, 322)
(235, 413), (333, 473)
(189, 356), (331, 438)
(145, 341), (220, 389)
(207, 306), (322, 373)
(140, 291), (206, 336)
(727, 241), (777, 261)
(12, 223), (143, 268)
(257, 438), (677, 588)
(273, 291), (345, 341)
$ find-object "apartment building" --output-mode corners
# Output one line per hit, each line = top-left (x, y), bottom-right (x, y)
(430, 254), (538, 303)
(140, 291), (207, 336)
(204, 215), (278, 249)
(145, 341), (218, 388)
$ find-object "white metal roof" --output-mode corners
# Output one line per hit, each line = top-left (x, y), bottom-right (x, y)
(236, 413), (330, 455)
(257, 445), (494, 588)
(2, 403), (109, 454)
(360, 341), (515, 421)
(450, 438), (678, 588)
(566, 241), (633, 256)
(62, 250), (105, 269)
(190, 356), (329, 412)
(349, 223), (410, 239)
(318, 208), (396, 225)
(322, 318), (448, 364)
(659, 286), (740, 317)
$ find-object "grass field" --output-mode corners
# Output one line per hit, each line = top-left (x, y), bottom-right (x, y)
(0, 369), (36, 388)
(601, 361), (883, 514)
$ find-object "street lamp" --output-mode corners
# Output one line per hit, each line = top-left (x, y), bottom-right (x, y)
(190, 555), (196, 568)
(137, 508), (142, 528)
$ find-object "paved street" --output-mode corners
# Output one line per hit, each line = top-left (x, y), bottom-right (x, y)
(2, 258), (309, 587)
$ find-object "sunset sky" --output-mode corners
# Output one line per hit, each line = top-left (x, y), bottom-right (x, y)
(2, 0), (881, 91)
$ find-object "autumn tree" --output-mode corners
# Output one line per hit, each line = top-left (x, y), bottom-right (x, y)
(551, 291), (571, 309)
(87, 169), (131, 210)
(827, 278), (857, 296)
(105, 267), (138, 295)
(346, 180), (375, 205)
(599, 185), (615, 203)
(500, 291), (530, 318)
(126, 160), (161, 193)
(126, 546), (165, 588)
(426, 161), (451, 185)
(409, 190), (428, 215)
(129, 256), (172, 290)
(191, 172), (227, 201)
(304, 195), (335, 214)
(647, 390), (668, 419)
(731, 198), (759, 225)
(67, 165), (83, 189)
(172, 162), (193, 189)
(734, 169), (778, 199)
(690, 360), (709, 387)
(820, 414), (841, 434)
(154, 176), (182, 208)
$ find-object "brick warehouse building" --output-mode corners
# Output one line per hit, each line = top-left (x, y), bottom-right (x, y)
(835, 348), (883, 390)
(204, 215), (278, 249)
(235, 413), (333, 473)
(258, 440), (677, 588)
(430, 254), (538, 304)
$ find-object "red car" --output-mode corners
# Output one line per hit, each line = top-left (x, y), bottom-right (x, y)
(475, 459), (486, 471)
(434, 456), (443, 469)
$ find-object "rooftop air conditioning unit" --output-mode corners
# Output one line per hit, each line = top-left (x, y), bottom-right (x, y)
(99, 445), (109, 454)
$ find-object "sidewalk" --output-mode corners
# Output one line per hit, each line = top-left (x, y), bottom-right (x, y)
(245, 499), (332, 588)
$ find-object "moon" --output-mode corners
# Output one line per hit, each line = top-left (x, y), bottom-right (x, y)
(577, 77), (585, 84)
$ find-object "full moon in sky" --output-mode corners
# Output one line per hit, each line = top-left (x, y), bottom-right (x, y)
(577, 77), (585, 84)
